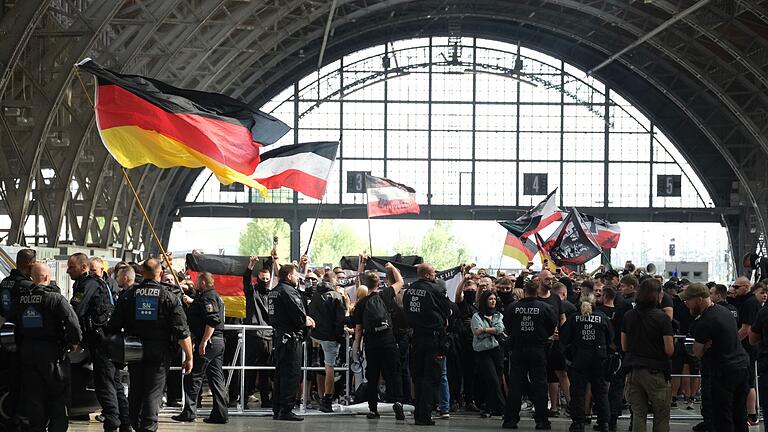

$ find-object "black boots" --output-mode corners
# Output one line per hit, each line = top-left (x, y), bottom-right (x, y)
(319, 394), (334, 413)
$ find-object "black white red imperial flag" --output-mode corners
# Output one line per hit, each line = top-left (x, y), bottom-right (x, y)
(365, 175), (421, 218)
(252, 141), (339, 199)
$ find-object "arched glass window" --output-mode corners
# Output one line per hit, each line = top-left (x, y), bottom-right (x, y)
(186, 37), (712, 210)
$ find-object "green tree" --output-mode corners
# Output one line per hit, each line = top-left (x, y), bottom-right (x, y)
(411, 221), (470, 269)
(238, 218), (290, 260)
(308, 220), (367, 266)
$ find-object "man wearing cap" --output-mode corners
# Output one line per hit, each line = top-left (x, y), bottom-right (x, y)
(682, 283), (749, 432)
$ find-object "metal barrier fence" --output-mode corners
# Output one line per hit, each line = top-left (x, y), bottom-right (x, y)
(171, 324), (352, 415)
(169, 329), (758, 421)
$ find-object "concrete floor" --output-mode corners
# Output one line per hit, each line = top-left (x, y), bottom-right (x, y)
(65, 411), (734, 431)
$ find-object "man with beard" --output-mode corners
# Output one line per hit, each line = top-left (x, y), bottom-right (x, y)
(241, 257), (274, 408)
(455, 274), (480, 411)
(267, 264), (315, 421)
(728, 277), (762, 425)
(537, 270), (569, 417)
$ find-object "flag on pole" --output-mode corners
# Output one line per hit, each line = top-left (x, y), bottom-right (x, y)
(534, 233), (558, 272)
(582, 214), (621, 249)
(252, 141), (339, 199)
(77, 58), (290, 196)
(501, 231), (538, 267)
(547, 209), (602, 266)
(499, 189), (561, 238)
(365, 175), (420, 218)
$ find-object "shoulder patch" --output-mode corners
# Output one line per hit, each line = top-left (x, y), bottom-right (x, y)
(206, 303), (215, 313)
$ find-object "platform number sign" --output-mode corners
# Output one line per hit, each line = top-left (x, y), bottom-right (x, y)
(347, 171), (371, 193)
(657, 175), (681, 197)
(523, 173), (548, 196)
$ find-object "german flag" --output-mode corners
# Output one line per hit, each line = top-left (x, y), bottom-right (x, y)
(501, 232), (538, 267)
(77, 59), (290, 195)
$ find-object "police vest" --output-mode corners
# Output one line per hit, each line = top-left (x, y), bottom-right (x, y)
(13, 286), (64, 342)
(403, 282), (441, 331)
(506, 299), (553, 346)
(72, 275), (114, 327)
(127, 282), (172, 342)
(0, 272), (34, 318)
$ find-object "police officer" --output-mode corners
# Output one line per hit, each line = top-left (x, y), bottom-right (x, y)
(403, 263), (450, 426)
(561, 293), (613, 432)
(0, 248), (36, 320)
(267, 263), (315, 421)
(172, 272), (228, 424)
(106, 258), (193, 432)
(68, 252), (128, 432)
(502, 281), (557, 430)
(9, 263), (81, 432)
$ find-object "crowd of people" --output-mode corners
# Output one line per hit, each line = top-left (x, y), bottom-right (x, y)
(2, 247), (768, 432)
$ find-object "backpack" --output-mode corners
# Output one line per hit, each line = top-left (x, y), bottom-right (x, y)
(363, 292), (391, 334)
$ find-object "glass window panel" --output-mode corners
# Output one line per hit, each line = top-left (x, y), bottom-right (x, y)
(563, 132), (604, 161)
(476, 104), (516, 131)
(610, 133), (650, 162)
(387, 102), (429, 130)
(519, 105), (561, 132)
(299, 128), (338, 143)
(474, 73), (518, 103)
(431, 72), (474, 102)
(432, 131), (473, 160)
(299, 101), (340, 129)
(344, 74), (385, 100)
(475, 161), (517, 206)
(519, 132), (560, 161)
(608, 163), (651, 207)
(343, 102), (385, 130)
(563, 104), (604, 132)
(341, 129), (384, 159)
(431, 103), (473, 131)
(388, 71), (430, 101)
(260, 86), (294, 114)
(651, 164), (707, 208)
(387, 130), (428, 159)
(562, 74), (605, 104)
(562, 162), (604, 207)
(517, 162), (561, 206)
(387, 160), (429, 204)
(519, 80), (561, 103)
(431, 160), (472, 205)
(476, 131), (516, 160)
(390, 37), (429, 51)
(344, 44), (385, 66)
(610, 106), (647, 133)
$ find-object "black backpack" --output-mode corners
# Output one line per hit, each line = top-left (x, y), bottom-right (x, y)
(363, 292), (391, 334)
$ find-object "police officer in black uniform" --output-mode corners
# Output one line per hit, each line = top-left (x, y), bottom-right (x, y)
(106, 258), (193, 432)
(561, 293), (614, 432)
(0, 248), (36, 320)
(403, 263), (450, 426)
(68, 252), (129, 432)
(267, 263), (315, 421)
(503, 281), (558, 430)
(172, 272), (228, 424)
(9, 262), (82, 432)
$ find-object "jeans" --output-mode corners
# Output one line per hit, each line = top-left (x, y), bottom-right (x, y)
(434, 356), (450, 413)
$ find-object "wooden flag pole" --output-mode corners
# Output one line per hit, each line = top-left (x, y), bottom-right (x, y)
(75, 65), (181, 286)
(121, 168), (181, 286)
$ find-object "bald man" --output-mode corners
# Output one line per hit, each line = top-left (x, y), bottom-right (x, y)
(729, 277), (761, 425)
(31, 263), (51, 286)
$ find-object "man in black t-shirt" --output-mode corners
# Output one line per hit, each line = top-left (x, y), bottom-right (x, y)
(711, 284), (738, 323)
(728, 277), (762, 425)
(682, 283), (749, 432)
(668, 281), (698, 410)
(537, 270), (569, 417)
(353, 271), (405, 421)
(748, 290), (768, 426)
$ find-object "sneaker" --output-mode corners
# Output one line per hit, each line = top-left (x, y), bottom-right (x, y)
(439, 412), (450, 419)
(319, 395), (333, 413)
(465, 402), (479, 412)
(685, 400), (695, 410)
(548, 409), (559, 418)
(171, 415), (195, 422)
(277, 411), (304, 421)
(670, 397), (678, 409)
(394, 402), (406, 421)
(366, 411), (380, 419)
(480, 411), (490, 418)
(747, 415), (759, 426)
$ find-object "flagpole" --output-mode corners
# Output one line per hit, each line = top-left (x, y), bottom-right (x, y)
(366, 191), (374, 256)
(74, 66), (181, 286)
(572, 207), (614, 270)
(121, 168), (181, 286)
(303, 145), (339, 257)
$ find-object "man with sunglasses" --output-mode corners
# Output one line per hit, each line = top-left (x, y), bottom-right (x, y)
(728, 276), (762, 425)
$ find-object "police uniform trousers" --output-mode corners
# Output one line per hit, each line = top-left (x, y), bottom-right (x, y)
(91, 343), (129, 430)
(410, 332), (442, 422)
(18, 342), (70, 432)
(272, 331), (303, 415)
(569, 363), (609, 430)
(180, 336), (228, 421)
(505, 346), (549, 425)
(709, 367), (748, 432)
(127, 355), (167, 432)
(607, 367), (625, 426)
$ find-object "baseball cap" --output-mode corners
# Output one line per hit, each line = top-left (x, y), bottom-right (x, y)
(679, 282), (710, 301)
(663, 280), (680, 291)
(604, 269), (620, 279)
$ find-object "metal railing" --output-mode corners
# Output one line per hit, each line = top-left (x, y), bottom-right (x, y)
(171, 324), (352, 415)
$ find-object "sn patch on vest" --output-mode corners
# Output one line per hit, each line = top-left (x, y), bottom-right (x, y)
(1, 289), (11, 313)
(136, 295), (159, 321)
(22, 306), (43, 328)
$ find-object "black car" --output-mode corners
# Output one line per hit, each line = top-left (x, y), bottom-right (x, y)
(0, 323), (100, 427)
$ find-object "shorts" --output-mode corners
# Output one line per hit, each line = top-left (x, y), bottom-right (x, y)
(547, 343), (567, 383)
(313, 338), (340, 367)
